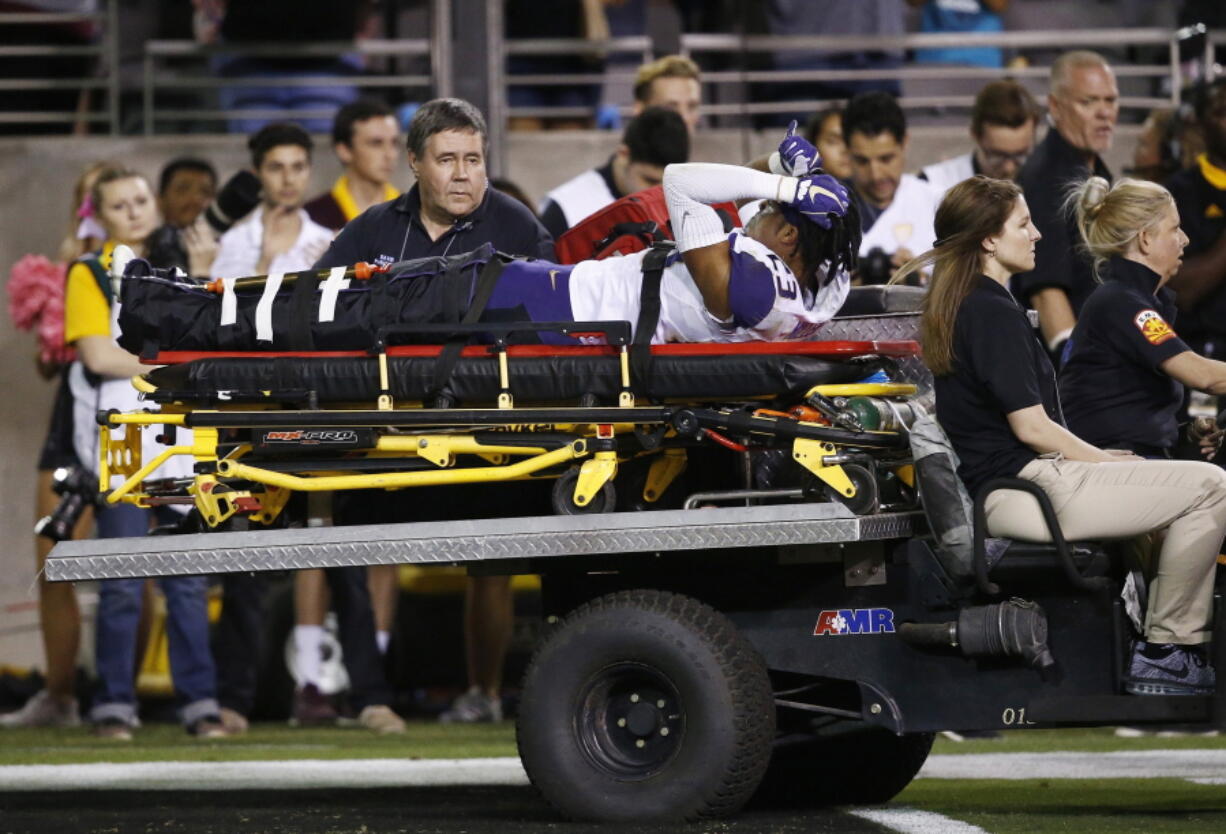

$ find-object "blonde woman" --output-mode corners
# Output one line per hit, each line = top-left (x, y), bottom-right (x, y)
(64, 166), (225, 739)
(894, 174), (1226, 696)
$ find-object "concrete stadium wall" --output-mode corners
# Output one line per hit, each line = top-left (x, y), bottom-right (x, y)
(0, 125), (1140, 667)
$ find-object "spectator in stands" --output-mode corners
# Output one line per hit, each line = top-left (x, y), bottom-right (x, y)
(1014, 50), (1118, 362)
(842, 91), (939, 283)
(315, 97), (553, 268)
(1166, 78), (1226, 361)
(909, 0), (1009, 69)
(207, 123), (402, 735)
(211, 123), (333, 280)
(920, 80), (1039, 195)
(298, 99), (402, 734)
(633, 55), (703, 135)
(313, 98), (553, 725)
(63, 166), (225, 739)
(0, 162), (108, 730)
(1130, 109), (1181, 184)
(146, 158), (219, 278)
(305, 100), (402, 232)
(804, 106), (852, 181)
(539, 107), (690, 239)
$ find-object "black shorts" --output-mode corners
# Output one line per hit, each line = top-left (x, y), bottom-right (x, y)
(37, 372), (80, 471)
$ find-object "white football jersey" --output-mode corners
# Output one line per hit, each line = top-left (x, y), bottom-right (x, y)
(567, 230), (849, 343)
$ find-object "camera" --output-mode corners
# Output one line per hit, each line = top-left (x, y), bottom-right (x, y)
(858, 247), (893, 285)
(203, 169), (261, 234)
(35, 465), (104, 543)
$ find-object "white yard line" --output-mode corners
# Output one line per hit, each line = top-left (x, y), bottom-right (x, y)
(0, 757), (529, 791)
(849, 808), (989, 834)
(918, 749), (1226, 781)
(2, 749), (1226, 792)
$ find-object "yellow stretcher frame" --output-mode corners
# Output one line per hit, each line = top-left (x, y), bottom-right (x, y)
(99, 380), (917, 528)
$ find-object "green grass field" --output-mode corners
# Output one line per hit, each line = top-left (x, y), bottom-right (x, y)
(4, 724), (1225, 833)
(5, 723), (1222, 766)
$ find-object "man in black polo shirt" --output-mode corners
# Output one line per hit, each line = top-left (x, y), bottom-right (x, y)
(312, 97), (553, 726)
(1014, 50), (1118, 360)
(315, 97), (554, 269)
(1166, 78), (1226, 360)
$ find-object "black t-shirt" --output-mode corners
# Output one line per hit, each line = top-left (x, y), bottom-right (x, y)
(1165, 156), (1226, 345)
(935, 275), (1064, 497)
(1012, 128), (1112, 313)
(1059, 257), (1190, 453)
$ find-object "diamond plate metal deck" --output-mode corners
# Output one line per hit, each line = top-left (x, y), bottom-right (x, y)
(46, 504), (919, 581)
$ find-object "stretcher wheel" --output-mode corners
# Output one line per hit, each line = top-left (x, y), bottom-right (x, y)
(552, 467), (617, 515)
(824, 463), (879, 515)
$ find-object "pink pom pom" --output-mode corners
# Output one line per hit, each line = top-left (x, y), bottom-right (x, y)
(7, 254), (72, 363)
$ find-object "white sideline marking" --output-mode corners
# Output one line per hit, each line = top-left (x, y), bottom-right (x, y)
(3, 750), (1226, 792)
(849, 808), (988, 834)
(918, 749), (1226, 781)
(0, 757), (529, 791)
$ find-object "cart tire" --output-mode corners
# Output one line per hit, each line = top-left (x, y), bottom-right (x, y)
(551, 467), (617, 515)
(753, 727), (934, 807)
(517, 589), (775, 822)
(824, 463), (880, 515)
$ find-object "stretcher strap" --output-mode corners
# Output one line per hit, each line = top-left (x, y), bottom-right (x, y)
(219, 277), (239, 327)
(429, 257), (506, 403)
(254, 272), (284, 342)
(317, 266), (349, 323)
(285, 268), (322, 350)
(630, 245), (672, 400)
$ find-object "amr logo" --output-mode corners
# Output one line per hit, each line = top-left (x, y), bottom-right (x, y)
(813, 608), (896, 636)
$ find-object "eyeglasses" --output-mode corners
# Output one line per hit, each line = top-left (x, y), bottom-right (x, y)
(979, 148), (1031, 167)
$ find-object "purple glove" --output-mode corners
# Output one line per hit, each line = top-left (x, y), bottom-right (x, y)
(787, 173), (850, 229)
(777, 120), (820, 176)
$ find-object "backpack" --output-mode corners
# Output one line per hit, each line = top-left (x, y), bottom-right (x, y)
(554, 185), (741, 265)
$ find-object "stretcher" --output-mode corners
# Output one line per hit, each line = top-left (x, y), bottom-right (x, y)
(97, 282), (927, 529)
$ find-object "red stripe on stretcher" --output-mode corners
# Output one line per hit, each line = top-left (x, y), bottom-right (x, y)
(145, 339), (919, 365)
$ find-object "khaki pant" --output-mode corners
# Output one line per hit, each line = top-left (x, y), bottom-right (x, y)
(984, 456), (1226, 645)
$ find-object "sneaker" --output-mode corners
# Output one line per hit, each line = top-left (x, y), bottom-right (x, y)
(439, 686), (503, 723)
(93, 717), (134, 741)
(290, 683), (338, 727)
(356, 704), (406, 734)
(1124, 641), (1215, 696)
(0, 690), (80, 729)
(187, 715), (231, 739)
(218, 707), (249, 735)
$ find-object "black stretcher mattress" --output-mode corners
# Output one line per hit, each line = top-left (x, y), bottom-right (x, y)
(144, 342), (910, 405)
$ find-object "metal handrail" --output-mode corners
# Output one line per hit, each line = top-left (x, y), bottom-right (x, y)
(140, 0), (452, 134)
(140, 40), (432, 134)
(0, 1), (119, 133)
(490, 25), (1218, 135)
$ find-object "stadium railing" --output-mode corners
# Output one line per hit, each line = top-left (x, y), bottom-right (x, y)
(0, 0), (120, 133)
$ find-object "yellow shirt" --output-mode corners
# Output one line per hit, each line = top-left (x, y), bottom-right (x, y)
(63, 241), (115, 345)
(332, 175), (399, 222)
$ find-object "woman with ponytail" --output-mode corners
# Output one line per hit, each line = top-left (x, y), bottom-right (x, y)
(895, 175), (1226, 697)
(1060, 176), (1226, 456)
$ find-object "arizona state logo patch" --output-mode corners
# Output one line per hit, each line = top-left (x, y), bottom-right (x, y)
(1134, 309), (1176, 345)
